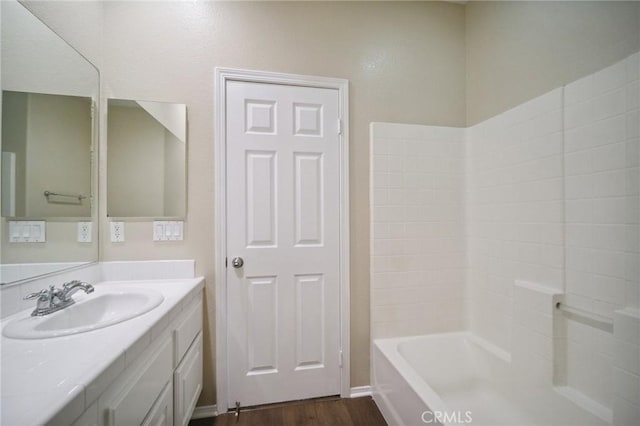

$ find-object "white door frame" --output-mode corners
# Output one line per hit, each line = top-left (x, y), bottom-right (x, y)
(214, 68), (350, 411)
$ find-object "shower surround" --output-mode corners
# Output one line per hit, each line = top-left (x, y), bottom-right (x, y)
(370, 123), (466, 339)
(370, 52), (639, 425)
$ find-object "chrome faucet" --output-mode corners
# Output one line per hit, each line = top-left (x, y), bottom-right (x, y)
(24, 280), (94, 316)
(59, 280), (94, 301)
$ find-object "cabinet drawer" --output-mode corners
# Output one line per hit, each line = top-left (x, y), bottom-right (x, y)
(142, 380), (173, 426)
(174, 298), (202, 366)
(100, 337), (173, 426)
(174, 332), (203, 426)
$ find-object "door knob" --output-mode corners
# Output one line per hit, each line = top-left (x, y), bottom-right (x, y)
(231, 257), (244, 268)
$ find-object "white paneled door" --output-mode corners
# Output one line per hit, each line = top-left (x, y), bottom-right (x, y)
(225, 80), (342, 408)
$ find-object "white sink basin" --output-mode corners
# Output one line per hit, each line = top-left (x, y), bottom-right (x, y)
(3, 287), (164, 339)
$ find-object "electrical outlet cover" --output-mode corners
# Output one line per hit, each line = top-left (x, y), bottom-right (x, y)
(77, 222), (92, 243)
(110, 221), (125, 242)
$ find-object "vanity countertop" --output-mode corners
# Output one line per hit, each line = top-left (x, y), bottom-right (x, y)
(0, 277), (204, 426)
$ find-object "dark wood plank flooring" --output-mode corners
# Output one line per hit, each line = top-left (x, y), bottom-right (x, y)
(190, 396), (387, 426)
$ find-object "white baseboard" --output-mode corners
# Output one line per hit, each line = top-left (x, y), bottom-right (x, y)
(191, 388), (371, 419)
(191, 404), (218, 419)
(350, 385), (372, 398)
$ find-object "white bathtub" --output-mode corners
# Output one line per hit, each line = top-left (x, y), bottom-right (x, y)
(372, 332), (607, 426)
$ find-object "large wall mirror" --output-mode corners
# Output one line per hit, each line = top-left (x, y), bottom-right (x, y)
(107, 99), (186, 218)
(0, 0), (99, 284)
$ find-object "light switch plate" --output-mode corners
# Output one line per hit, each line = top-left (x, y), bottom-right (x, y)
(110, 222), (125, 242)
(77, 222), (92, 243)
(8, 221), (46, 243)
(153, 221), (183, 241)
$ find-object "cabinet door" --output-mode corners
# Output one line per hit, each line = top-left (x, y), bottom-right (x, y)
(174, 297), (203, 367)
(100, 337), (173, 426)
(174, 332), (203, 426)
(72, 402), (98, 426)
(142, 381), (173, 426)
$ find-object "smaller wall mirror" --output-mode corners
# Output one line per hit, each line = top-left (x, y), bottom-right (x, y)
(107, 99), (186, 218)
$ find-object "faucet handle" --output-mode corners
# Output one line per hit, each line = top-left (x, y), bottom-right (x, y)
(24, 289), (49, 300)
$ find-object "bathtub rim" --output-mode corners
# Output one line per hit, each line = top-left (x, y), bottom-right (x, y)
(373, 334), (448, 420)
(372, 331), (612, 426)
(373, 331), (512, 423)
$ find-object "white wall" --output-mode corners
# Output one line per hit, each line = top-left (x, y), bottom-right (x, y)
(466, 0), (640, 125)
(370, 123), (466, 338)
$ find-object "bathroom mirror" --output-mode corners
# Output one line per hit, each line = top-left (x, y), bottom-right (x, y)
(107, 99), (187, 218)
(2, 91), (93, 218)
(0, 0), (99, 284)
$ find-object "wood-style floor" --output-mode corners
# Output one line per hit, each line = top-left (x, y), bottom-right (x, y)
(189, 396), (387, 426)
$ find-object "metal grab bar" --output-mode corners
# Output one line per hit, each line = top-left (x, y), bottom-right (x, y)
(44, 190), (86, 202)
(555, 301), (613, 328)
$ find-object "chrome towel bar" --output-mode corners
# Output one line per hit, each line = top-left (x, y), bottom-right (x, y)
(44, 190), (86, 202)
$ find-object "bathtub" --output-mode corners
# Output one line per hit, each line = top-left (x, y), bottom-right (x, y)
(372, 332), (607, 426)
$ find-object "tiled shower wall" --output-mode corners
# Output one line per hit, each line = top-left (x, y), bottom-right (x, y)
(466, 88), (565, 352)
(370, 123), (466, 338)
(466, 52), (639, 411)
(370, 52), (639, 417)
(564, 52), (639, 315)
(561, 52), (639, 411)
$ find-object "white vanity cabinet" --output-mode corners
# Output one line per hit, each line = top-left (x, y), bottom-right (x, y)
(72, 291), (203, 426)
(99, 337), (173, 426)
(142, 381), (174, 426)
(172, 294), (204, 426)
(174, 333), (203, 426)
